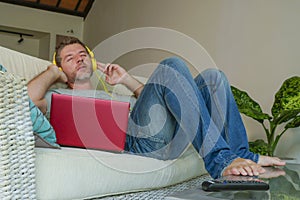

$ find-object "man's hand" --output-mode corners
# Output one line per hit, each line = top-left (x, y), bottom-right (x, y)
(96, 61), (144, 98)
(222, 158), (266, 177)
(97, 62), (127, 85)
(258, 166), (286, 179)
(258, 155), (286, 167)
(47, 64), (68, 84)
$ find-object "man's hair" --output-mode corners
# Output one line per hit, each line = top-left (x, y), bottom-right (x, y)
(54, 36), (89, 67)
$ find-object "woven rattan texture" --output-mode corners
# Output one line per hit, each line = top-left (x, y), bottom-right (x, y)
(96, 174), (211, 200)
(0, 72), (36, 199)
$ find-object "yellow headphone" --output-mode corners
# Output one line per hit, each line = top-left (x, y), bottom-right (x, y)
(52, 46), (111, 96)
(52, 46), (97, 71)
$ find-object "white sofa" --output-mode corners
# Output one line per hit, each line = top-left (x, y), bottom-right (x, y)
(0, 46), (207, 200)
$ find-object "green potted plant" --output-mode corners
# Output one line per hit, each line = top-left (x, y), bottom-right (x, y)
(231, 76), (300, 156)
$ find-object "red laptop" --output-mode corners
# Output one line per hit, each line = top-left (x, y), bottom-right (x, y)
(50, 93), (129, 152)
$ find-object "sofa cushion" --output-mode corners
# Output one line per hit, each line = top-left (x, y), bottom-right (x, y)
(0, 46), (49, 81)
(35, 145), (206, 199)
(0, 46), (66, 89)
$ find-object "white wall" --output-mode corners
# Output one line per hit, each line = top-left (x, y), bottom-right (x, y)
(0, 33), (40, 57)
(0, 2), (84, 60)
(84, 0), (300, 156)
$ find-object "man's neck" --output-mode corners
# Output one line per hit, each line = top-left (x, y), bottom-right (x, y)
(68, 80), (94, 90)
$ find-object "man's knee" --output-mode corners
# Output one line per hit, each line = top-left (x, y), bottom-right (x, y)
(200, 68), (228, 85)
(158, 57), (192, 78)
(160, 56), (188, 69)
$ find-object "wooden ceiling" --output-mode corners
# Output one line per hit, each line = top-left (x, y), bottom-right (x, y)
(0, 0), (95, 18)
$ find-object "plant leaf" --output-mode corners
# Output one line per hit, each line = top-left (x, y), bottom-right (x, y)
(231, 86), (271, 122)
(273, 109), (300, 125)
(285, 115), (300, 129)
(272, 76), (300, 118)
(249, 139), (269, 155)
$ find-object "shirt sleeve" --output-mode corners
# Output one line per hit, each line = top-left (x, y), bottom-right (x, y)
(44, 89), (60, 120)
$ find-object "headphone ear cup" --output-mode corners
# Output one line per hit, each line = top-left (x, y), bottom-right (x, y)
(52, 52), (63, 71)
(92, 58), (97, 71)
(52, 52), (57, 65)
(86, 46), (97, 71)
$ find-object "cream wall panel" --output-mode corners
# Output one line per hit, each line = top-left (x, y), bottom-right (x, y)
(0, 2), (84, 60)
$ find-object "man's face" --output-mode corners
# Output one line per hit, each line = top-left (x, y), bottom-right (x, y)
(59, 43), (93, 84)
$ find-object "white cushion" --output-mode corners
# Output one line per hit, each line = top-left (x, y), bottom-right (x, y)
(0, 46), (50, 82)
(35, 146), (205, 199)
(0, 46), (67, 89)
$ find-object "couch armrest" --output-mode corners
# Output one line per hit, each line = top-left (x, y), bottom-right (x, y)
(0, 72), (36, 199)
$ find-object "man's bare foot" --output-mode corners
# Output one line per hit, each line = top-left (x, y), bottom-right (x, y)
(259, 167), (286, 179)
(222, 158), (265, 177)
(258, 155), (286, 167)
(222, 156), (286, 178)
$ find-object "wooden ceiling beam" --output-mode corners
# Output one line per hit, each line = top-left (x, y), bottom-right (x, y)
(75, 0), (82, 11)
(0, 0), (94, 19)
(56, 0), (61, 8)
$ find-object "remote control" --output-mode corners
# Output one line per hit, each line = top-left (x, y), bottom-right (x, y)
(202, 178), (269, 192)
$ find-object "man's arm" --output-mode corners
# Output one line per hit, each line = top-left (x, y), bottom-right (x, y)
(121, 73), (144, 98)
(27, 65), (67, 114)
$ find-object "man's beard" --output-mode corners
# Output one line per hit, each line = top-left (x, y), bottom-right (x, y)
(75, 70), (93, 82)
(68, 67), (93, 84)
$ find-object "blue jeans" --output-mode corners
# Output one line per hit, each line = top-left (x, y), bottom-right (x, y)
(125, 57), (258, 178)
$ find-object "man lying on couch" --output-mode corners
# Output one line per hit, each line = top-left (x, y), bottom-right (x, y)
(27, 36), (285, 179)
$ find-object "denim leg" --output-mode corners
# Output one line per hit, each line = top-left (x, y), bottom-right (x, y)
(126, 57), (196, 160)
(125, 57), (242, 178)
(194, 69), (259, 162)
